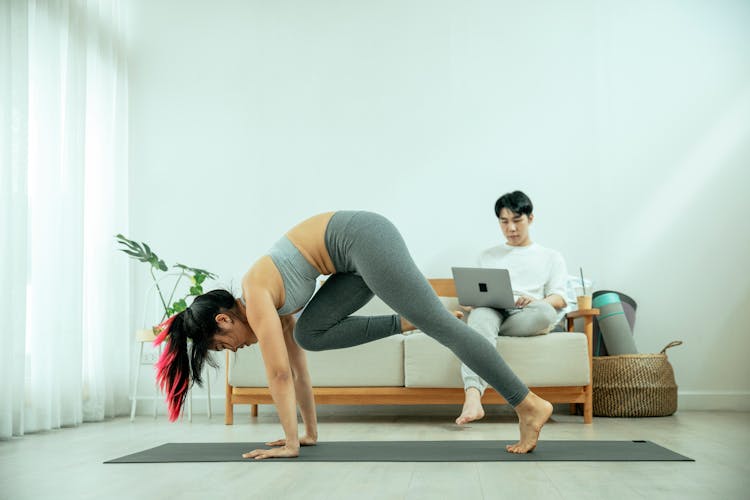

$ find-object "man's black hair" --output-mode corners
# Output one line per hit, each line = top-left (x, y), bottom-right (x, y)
(494, 191), (533, 218)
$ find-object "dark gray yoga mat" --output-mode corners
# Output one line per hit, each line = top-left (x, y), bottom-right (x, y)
(105, 440), (693, 463)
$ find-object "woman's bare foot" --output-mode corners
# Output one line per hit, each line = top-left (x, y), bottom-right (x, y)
(401, 311), (464, 333)
(456, 387), (485, 424)
(506, 392), (553, 454)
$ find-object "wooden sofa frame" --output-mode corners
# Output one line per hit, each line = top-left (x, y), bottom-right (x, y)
(225, 279), (598, 424)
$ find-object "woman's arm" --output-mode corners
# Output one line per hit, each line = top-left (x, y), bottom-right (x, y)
(282, 315), (318, 442)
(242, 288), (300, 459)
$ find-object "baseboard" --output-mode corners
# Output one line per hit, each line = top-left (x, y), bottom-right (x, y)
(678, 390), (750, 411)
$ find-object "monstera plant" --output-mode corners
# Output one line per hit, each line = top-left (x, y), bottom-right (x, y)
(115, 234), (218, 325)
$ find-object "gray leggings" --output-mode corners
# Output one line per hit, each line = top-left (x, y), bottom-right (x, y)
(294, 211), (529, 407)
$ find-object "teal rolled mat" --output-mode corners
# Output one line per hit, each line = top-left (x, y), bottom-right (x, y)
(593, 292), (638, 354)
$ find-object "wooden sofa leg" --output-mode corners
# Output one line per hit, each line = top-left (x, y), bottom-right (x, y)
(569, 403), (577, 415)
(583, 404), (592, 423)
(225, 351), (233, 425)
(225, 398), (234, 425)
(251, 404), (258, 417)
(583, 386), (593, 424)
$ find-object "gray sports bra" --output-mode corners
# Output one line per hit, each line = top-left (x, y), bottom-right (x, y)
(268, 235), (320, 315)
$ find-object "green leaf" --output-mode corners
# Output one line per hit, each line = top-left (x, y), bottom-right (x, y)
(119, 249), (145, 259)
(115, 234), (137, 247)
(189, 285), (203, 296)
(172, 299), (187, 313)
(174, 264), (217, 280)
(115, 235), (146, 257)
(116, 238), (151, 263)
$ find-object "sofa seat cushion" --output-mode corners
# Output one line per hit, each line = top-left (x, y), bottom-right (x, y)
(228, 335), (404, 387)
(404, 331), (590, 388)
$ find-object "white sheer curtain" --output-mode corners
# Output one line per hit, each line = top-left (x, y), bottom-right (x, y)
(0, 0), (129, 439)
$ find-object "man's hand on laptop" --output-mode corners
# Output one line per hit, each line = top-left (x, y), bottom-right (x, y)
(515, 295), (535, 308)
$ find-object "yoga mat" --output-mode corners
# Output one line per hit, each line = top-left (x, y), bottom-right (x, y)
(105, 440), (693, 463)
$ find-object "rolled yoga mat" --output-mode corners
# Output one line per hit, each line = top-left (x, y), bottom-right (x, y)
(593, 292), (638, 354)
(105, 440), (692, 463)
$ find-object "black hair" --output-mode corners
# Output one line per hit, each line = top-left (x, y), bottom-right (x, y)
(494, 190), (534, 218)
(156, 288), (236, 421)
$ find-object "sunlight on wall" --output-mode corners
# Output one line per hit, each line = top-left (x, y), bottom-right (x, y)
(609, 86), (750, 278)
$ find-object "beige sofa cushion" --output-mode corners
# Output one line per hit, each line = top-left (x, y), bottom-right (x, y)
(404, 331), (590, 388)
(228, 335), (404, 387)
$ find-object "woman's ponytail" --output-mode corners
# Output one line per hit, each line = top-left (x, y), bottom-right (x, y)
(152, 289), (236, 422)
(154, 312), (191, 422)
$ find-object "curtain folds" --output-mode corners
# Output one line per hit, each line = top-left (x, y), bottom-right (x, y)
(0, 0), (129, 439)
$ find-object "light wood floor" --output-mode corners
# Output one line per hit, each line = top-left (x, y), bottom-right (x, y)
(1, 406), (748, 500)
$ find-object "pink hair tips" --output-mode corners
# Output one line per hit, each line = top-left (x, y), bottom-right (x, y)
(152, 314), (188, 422)
(152, 315), (176, 346)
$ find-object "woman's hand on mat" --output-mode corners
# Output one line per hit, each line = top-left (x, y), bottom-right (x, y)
(266, 435), (317, 447)
(242, 444), (300, 460)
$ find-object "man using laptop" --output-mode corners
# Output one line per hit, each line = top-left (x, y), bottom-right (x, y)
(456, 190), (568, 425)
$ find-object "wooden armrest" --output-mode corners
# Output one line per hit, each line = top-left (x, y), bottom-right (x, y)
(565, 308), (600, 319)
(565, 308), (599, 337)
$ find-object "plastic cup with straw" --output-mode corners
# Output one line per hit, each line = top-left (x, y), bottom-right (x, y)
(577, 267), (592, 310)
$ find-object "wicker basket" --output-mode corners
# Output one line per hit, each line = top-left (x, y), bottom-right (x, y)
(592, 341), (682, 417)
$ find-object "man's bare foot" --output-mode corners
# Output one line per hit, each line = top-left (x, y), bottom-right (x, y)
(456, 387), (485, 424)
(401, 311), (463, 333)
(506, 392), (553, 454)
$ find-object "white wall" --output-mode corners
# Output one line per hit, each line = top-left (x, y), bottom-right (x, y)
(126, 0), (750, 412)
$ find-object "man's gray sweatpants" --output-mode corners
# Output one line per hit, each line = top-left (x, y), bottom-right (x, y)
(461, 303), (558, 395)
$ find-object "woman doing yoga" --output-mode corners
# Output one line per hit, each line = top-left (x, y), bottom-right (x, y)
(154, 211), (552, 459)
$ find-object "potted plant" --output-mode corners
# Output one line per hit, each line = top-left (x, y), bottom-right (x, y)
(115, 234), (218, 338)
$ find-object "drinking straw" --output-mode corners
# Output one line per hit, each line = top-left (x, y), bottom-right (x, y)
(579, 267), (586, 296)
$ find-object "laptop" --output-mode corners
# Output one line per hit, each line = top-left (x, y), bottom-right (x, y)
(451, 267), (520, 310)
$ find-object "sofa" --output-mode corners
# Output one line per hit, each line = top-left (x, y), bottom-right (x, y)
(225, 279), (598, 424)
